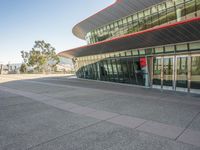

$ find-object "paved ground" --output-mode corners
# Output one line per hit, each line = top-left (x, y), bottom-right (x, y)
(0, 74), (200, 150)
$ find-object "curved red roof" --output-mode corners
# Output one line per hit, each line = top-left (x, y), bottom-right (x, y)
(73, 0), (165, 39)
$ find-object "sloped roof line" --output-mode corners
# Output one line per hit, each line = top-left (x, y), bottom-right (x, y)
(72, 0), (165, 39)
(59, 17), (200, 58)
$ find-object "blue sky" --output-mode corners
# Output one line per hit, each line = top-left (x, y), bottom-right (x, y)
(0, 0), (114, 64)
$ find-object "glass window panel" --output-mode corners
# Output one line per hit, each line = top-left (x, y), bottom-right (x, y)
(118, 20), (123, 25)
(145, 48), (153, 55)
(138, 17), (145, 30)
(151, 6), (158, 14)
(163, 57), (173, 86)
(113, 53), (116, 57)
(176, 57), (188, 88)
(133, 57), (146, 86)
(110, 24), (114, 28)
(132, 50), (138, 56)
(111, 59), (118, 79)
(191, 56), (200, 75)
(126, 51), (132, 56)
(165, 45), (175, 52)
(138, 12), (144, 18)
(176, 3), (186, 19)
(175, 0), (184, 5)
(155, 47), (164, 53)
(190, 42), (200, 50)
(145, 15), (152, 28)
(114, 22), (118, 27)
(139, 49), (145, 55)
(191, 56), (200, 90)
(144, 9), (151, 16)
(120, 52), (126, 57)
(159, 10), (167, 24)
(158, 4), (166, 11)
(106, 25), (110, 30)
(116, 59), (123, 82)
(153, 58), (162, 85)
(197, 0), (200, 11)
(127, 21), (139, 33)
(133, 14), (138, 20)
(176, 44), (188, 51)
(151, 11), (159, 27)
(185, 0), (196, 15)
(101, 55), (105, 59)
(167, 7), (176, 21)
(119, 58), (130, 83)
(127, 16), (132, 22)
(166, 0), (174, 8)
(123, 18), (127, 24)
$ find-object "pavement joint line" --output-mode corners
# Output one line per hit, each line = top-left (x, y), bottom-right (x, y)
(27, 113), (125, 150)
(136, 121), (185, 140)
(10, 80), (200, 109)
(135, 120), (149, 130)
(177, 129), (200, 147)
(26, 118), (112, 150)
(1, 85), (200, 147)
(175, 110), (200, 141)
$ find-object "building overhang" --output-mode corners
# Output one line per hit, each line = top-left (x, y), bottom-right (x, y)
(73, 0), (165, 39)
(59, 17), (200, 58)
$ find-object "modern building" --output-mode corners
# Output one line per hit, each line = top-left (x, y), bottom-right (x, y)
(59, 0), (200, 94)
(0, 63), (21, 74)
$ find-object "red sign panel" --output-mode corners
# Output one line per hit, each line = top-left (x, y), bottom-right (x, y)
(140, 57), (147, 68)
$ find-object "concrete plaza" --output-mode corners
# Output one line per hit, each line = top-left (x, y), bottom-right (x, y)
(0, 74), (200, 150)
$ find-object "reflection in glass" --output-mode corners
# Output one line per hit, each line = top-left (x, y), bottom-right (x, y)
(134, 57), (147, 86)
(153, 58), (162, 86)
(119, 58), (129, 83)
(163, 57), (173, 87)
(176, 57), (188, 88)
(191, 56), (200, 90)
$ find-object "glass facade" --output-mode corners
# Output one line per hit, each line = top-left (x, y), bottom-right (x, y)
(85, 0), (200, 44)
(75, 41), (200, 94)
(71, 0), (200, 94)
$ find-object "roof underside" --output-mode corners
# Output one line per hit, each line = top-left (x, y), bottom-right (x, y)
(73, 0), (165, 39)
(59, 18), (200, 58)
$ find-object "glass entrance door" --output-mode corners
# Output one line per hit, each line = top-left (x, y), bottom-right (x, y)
(176, 56), (188, 92)
(153, 57), (162, 88)
(163, 57), (174, 90)
(153, 56), (175, 90)
(190, 55), (200, 94)
(153, 55), (200, 94)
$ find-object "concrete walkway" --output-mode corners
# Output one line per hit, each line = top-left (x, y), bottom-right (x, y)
(0, 75), (200, 150)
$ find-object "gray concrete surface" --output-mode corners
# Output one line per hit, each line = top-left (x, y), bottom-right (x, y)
(0, 75), (200, 150)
